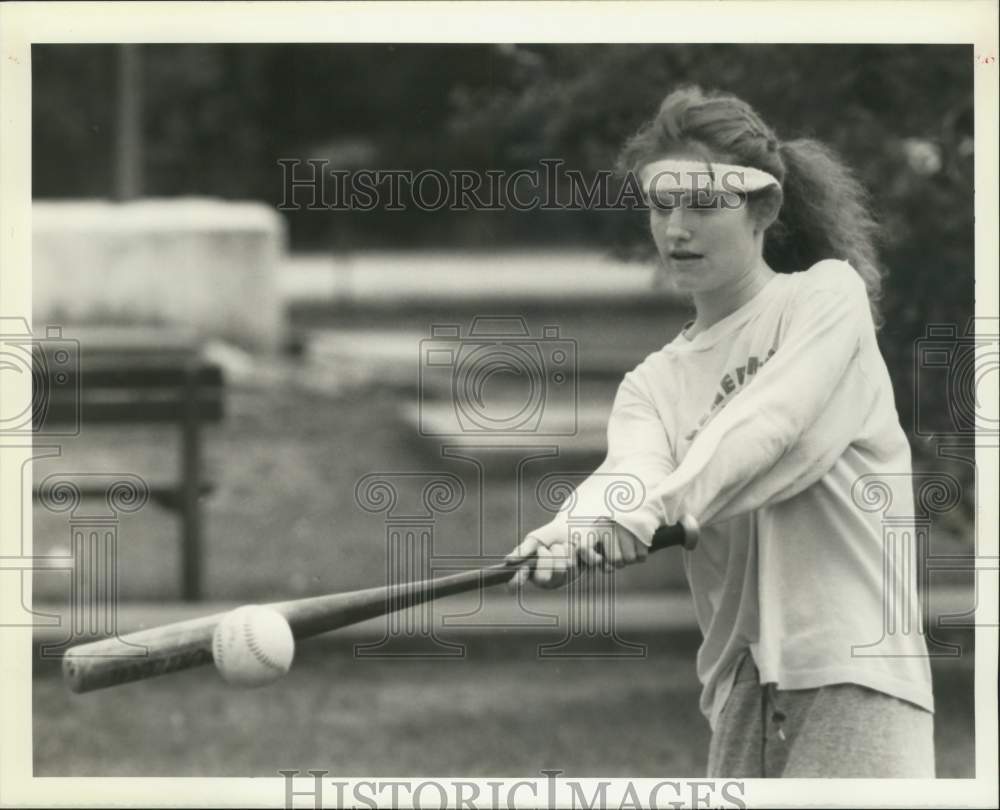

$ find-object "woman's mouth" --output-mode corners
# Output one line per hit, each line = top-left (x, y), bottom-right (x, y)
(669, 250), (703, 261)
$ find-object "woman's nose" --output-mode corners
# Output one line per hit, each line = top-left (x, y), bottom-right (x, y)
(663, 209), (691, 239)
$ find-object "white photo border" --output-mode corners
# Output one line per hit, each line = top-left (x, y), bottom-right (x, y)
(1, 1), (997, 807)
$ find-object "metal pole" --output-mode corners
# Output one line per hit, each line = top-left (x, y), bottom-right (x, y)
(114, 45), (143, 200)
(180, 362), (203, 601)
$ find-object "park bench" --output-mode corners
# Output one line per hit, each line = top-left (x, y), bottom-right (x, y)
(32, 326), (224, 601)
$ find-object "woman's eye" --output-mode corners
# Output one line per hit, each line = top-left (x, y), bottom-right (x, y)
(649, 197), (675, 212)
(685, 192), (714, 210)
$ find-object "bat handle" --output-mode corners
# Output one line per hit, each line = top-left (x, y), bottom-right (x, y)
(650, 514), (700, 552)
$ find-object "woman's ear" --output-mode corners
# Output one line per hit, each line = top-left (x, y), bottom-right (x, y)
(750, 187), (782, 235)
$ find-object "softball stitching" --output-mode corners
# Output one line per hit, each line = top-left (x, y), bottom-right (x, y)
(242, 616), (285, 672)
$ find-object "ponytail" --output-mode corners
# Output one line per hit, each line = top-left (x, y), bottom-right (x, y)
(765, 138), (885, 326)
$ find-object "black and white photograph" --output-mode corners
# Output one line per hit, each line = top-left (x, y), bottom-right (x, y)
(0, 2), (997, 808)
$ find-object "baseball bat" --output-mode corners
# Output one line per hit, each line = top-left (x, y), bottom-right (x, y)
(62, 518), (698, 694)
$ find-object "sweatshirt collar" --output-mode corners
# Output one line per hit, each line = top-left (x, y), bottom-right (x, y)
(673, 273), (787, 350)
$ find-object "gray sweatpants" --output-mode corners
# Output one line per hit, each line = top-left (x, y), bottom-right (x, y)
(707, 651), (936, 778)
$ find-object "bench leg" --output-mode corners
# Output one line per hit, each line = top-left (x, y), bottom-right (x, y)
(181, 366), (203, 601)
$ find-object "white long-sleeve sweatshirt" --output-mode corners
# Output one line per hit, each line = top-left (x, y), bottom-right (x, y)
(539, 259), (933, 729)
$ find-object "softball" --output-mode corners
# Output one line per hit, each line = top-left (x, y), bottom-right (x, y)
(212, 605), (295, 687)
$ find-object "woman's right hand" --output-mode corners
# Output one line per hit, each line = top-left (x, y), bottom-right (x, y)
(505, 520), (648, 589)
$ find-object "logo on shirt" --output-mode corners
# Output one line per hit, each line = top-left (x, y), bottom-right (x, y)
(684, 348), (777, 441)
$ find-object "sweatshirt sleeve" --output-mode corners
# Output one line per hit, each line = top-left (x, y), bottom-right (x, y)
(627, 262), (877, 533)
(534, 366), (677, 546)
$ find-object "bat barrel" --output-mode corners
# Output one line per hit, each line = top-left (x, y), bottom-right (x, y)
(62, 613), (222, 693)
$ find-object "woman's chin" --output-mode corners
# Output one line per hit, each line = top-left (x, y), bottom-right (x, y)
(667, 274), (705, 295)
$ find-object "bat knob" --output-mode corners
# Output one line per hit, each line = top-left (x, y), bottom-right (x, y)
(680, 514), (700, 550)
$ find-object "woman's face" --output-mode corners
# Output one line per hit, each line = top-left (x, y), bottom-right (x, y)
(646, 160), (763, 295)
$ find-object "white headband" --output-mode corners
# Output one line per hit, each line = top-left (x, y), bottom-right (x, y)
(639, 158), (780, 195)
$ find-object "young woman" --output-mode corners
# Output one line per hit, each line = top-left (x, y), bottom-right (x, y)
(508, 86), (935, 778)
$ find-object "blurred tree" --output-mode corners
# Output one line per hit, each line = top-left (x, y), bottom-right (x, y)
(33, 45), (117, 196)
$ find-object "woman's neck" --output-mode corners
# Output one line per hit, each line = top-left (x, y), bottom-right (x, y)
(688, 258), (777, 337)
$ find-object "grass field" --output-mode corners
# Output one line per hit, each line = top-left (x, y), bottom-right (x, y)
(34, 629), (974, 777)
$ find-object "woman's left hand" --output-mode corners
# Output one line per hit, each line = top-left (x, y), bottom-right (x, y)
(575, 519), (649, 570)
